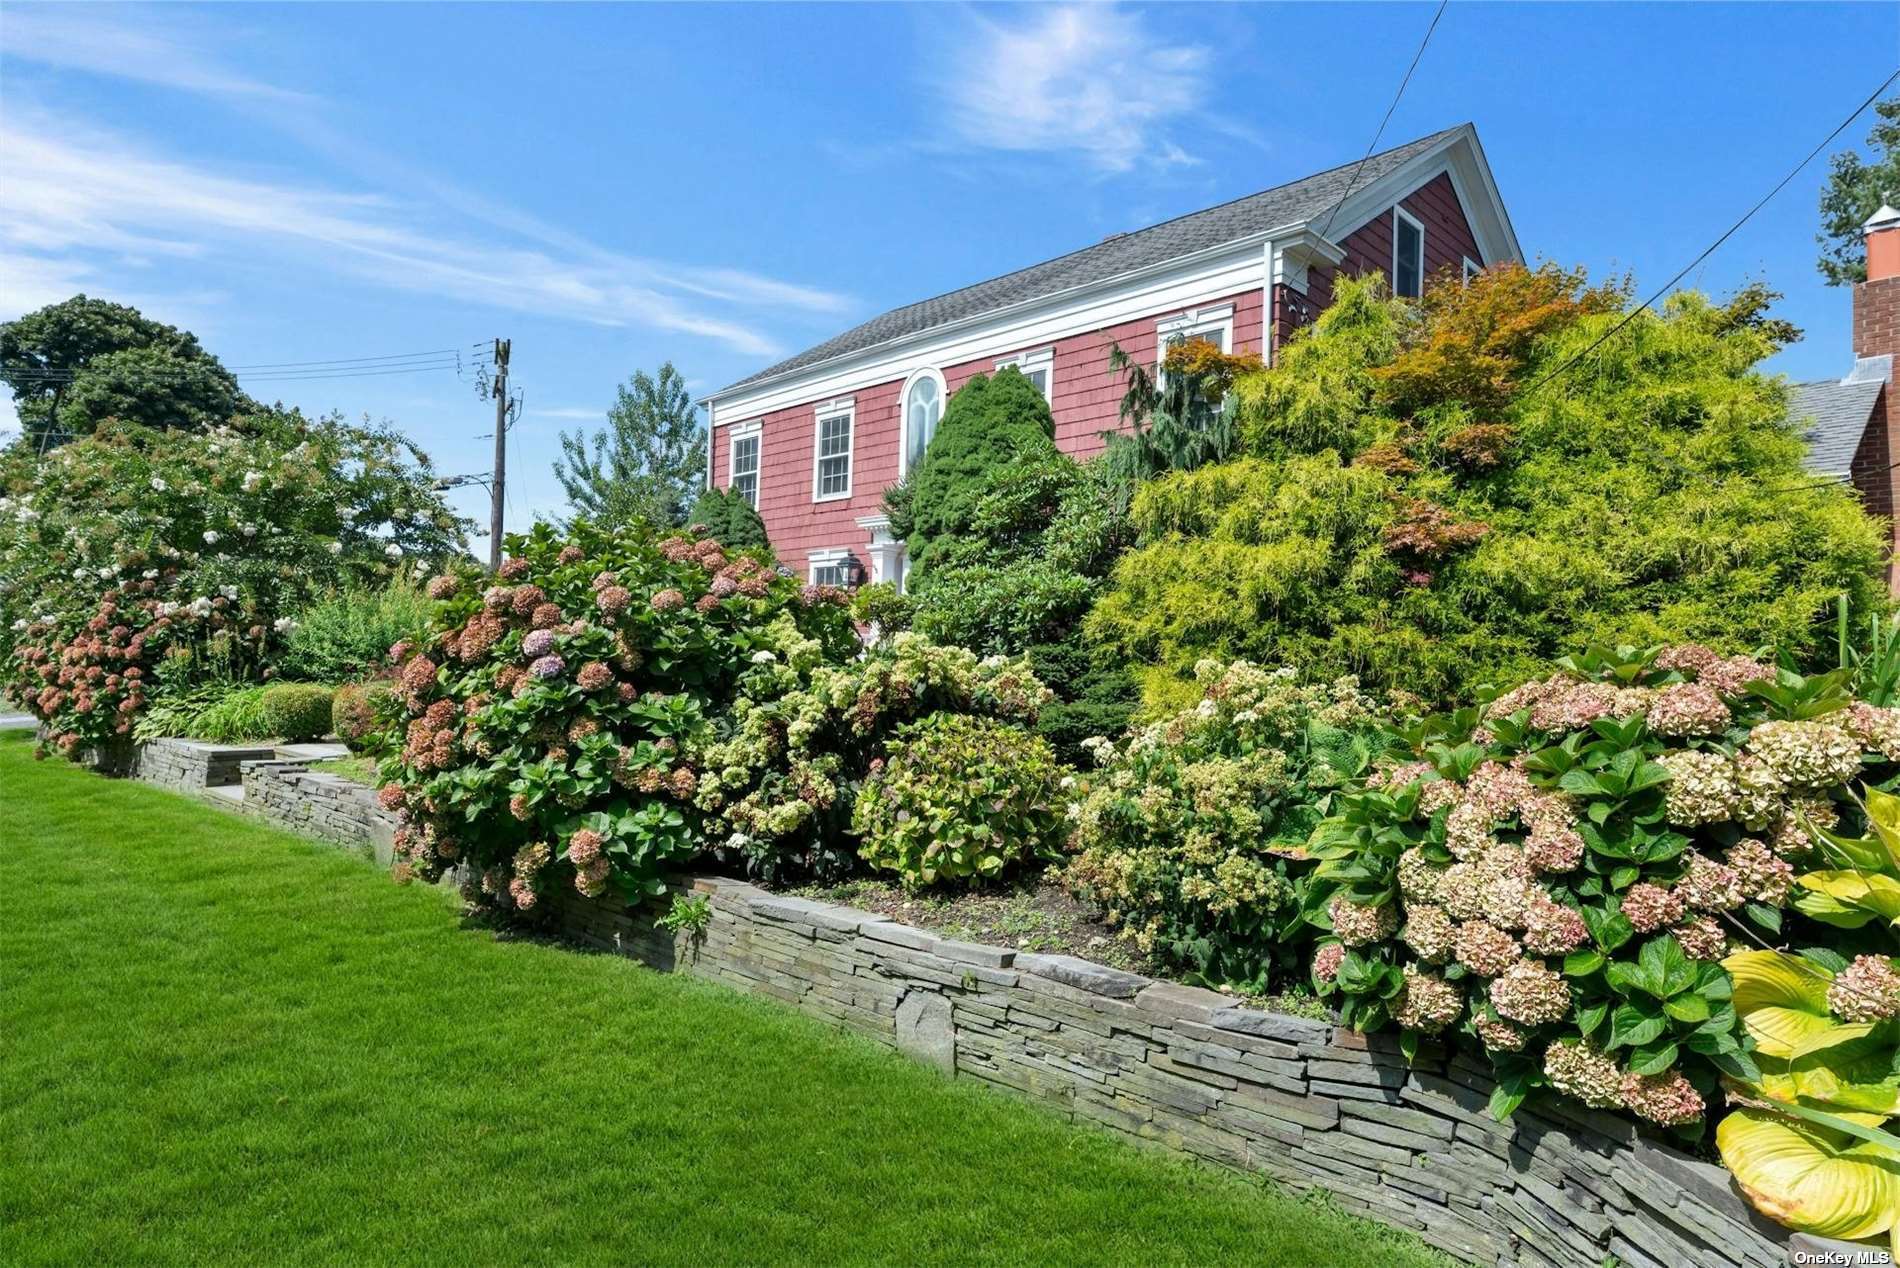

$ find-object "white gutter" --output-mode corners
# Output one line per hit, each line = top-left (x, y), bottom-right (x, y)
(700, 219), (1309, 408)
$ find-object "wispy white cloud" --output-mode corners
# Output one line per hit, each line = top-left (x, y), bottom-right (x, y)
(0, 5), (311, 105)
(0, 109), (845, 358)
(935, 5), (1213, 173)
(0, 9), (852, 358)
(525, 407), (603, 421)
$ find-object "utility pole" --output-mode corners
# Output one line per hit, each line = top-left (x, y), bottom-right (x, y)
(487, 337), (511, 571)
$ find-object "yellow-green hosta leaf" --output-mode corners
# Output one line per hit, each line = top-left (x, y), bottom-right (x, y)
(1747, 1006), (1852, 1061)
(1781, 1023), (1900, 1115)
(1725, 951), (1834, 1061)
(1858, 786), (1900, 873)
(1718, 1108), (1900, 1240)
(1796, 871), (1900, 928)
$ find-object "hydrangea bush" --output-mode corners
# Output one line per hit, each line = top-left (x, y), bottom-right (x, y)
(692, 627), (1051, 884)
(377, 521), (858, 904)
(1308, 644), (1900, 1132)
(852, 713), (1068, 886)
(1, 414), (466, 755)
(1064, 660), (1387, 989)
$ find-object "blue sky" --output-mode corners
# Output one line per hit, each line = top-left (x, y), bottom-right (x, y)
(2, 2), (1895, 552)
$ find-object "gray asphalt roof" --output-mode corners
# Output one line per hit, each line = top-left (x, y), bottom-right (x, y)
(718, 124), (1467, 396)
(1793, 377), (1884, 477)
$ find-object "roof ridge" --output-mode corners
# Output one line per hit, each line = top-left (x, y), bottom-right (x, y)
(870, 123), (1468, 323)
(715, 122), (1473, 398)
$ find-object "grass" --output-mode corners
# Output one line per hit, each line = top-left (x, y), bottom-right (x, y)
(0, 731), (1446, 1267)
(306, 753), (379, 785)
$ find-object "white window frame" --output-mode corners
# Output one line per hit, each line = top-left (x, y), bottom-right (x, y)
(1155, 304), (1234, 391)
(811, 399), (854, 503)
(1392, 205), (1426, 298)
(727, 421), (761, 509)
(1462, 256), (1481, 286)
(807, 547), (854, 588)
(897, 368), (946, 478)
(994, 347), (1054, 402)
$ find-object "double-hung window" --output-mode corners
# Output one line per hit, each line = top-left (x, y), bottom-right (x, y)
(1157, 305), (1233, 361)
(1393, 206), (1425, 298)
(808, 548), (854, 588)
(995, 348), (1054, 402)
(812, 400), (853, 502)
(728, 422), (761, 509)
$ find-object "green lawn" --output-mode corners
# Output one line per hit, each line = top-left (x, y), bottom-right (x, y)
(0, 731), (1444, 1267)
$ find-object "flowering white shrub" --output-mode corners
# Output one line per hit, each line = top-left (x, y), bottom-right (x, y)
(1064, 659), (1386, 988)
(1, 413), (466, 754)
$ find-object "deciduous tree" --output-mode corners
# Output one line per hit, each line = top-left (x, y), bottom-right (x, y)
(553, 363), (707, 528)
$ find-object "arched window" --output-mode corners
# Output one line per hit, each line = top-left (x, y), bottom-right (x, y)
(900, 367), (945, 476)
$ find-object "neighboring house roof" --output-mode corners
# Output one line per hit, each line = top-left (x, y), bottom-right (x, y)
(1794, 376), (1884, 478)
(718, 124), (1481, 396)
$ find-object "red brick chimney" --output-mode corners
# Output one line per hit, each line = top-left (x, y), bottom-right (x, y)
(1847, 204), (1900, 592)
(1857, 203), (1900, 364)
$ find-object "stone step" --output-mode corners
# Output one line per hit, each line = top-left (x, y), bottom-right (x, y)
(276, 742), (350, 761)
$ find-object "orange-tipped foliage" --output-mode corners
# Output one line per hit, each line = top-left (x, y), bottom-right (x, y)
(1373, 263), (1627, 415)
(1160, 337), (1263, 398)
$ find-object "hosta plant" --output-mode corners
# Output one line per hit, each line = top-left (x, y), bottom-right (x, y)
(1715, 788), (1900, 1247)
(1308, 643), (1900, 1132)
(377, 520), (858, 905)
(1064, 659), (1386, 990)
(852, 713), (1067, 886)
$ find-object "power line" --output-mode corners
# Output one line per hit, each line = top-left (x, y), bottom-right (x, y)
(1319, 0), (1449, 239)
(223, 348), (464, 370)
(1518, 66), (1900, 401)
(6, 356), (483, 386)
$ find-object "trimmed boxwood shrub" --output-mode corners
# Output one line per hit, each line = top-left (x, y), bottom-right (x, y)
(258, 683), (335, 741)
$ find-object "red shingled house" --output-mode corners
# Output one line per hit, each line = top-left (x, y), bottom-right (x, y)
(699, 124), (1521, 587)
(1793, 203), (1900, 589)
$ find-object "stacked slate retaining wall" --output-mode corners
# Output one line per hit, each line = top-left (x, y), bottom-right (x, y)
(238, 760), (397, 859)
(547, 876), (1797, 1268)
(132, 737), (276, 791)
(82, 754), (1866, 1268)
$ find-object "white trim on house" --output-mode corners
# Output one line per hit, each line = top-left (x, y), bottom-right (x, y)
(897, 366), (946, 478)
(856, 514), (907, 591)
(711, 234), (1278, 425)
(994, 347), (1054, 401)
(1462, 256), (1482, 285)
(727, 420), (762, 509)
(700, 127), (1519, 428)
(1157, 303), (1234, 349)
(1157, 303), (1236, 397)
(1320, 125), (1520, 272)
(1392, 205), (1426, 298)
(807, 547), (854, 587)
(811, 399), (855, 503)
